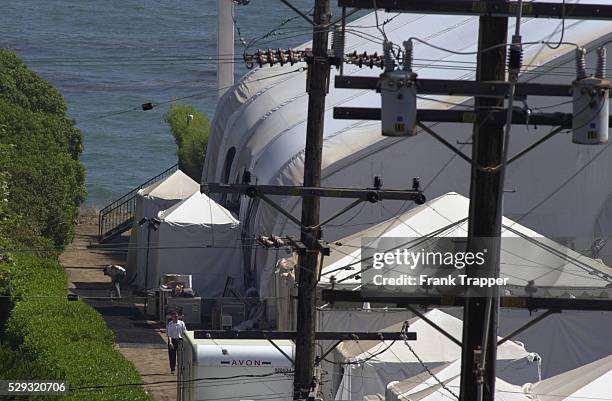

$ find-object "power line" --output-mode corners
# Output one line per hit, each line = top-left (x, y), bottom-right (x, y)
(545, 0), (567, 50)
(70, 371), (291, 391)
(75, 67), (306, 123)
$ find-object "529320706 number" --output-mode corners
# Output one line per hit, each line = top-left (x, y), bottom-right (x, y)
(0, 380), (69, 395)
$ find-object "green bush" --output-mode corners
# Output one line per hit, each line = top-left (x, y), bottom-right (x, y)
(0, 49), (67, 116)
(0, 49), (86, 247)
(0, 255), (152, 401)
(166, 104), (210, 181)
(0, 50), (151, 401)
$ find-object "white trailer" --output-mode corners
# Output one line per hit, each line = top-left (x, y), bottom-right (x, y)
(177, 330), (294, 401)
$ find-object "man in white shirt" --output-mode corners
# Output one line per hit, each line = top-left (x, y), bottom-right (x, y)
(166, 311), (186, 374)
(103, 264), (126, 299)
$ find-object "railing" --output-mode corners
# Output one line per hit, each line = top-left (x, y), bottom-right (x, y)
(98, 164), (179, 242)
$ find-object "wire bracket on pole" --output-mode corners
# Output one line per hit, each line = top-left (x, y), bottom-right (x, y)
(404, 305), (463, 347)
(417, 122), (476, 167)
(265, 335), (296, 365)
(497, 309), (560, 345)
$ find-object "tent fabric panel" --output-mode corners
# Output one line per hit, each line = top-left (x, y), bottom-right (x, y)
(149, 221), (244, 297)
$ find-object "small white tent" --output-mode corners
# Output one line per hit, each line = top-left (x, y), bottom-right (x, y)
(384, 360), (526, 401)
(146, 191), (244, 297)
(523, 355), (612, 401)
(127, 170), (199, 288)
(332, 309), (535, 401)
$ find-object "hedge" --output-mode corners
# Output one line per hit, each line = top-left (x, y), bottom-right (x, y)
(0, 255), (152, 401)
(0, 50), (152, 400)
(0, 49), (86, 247)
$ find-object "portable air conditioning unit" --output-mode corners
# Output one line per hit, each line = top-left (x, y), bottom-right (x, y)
(145, 289), (158, 318)
(165, 296), (202, 326)
(221, 315), (233, 330)
(211, 300), (245, 329)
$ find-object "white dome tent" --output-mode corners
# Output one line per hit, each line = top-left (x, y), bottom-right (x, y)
(127, 169), (199, 288)
(146, 191), (244, 297)
(202, 6), (612, 304)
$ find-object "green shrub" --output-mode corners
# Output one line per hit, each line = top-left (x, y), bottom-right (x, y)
(1, 255), (152, 401)
(166, 104), (210, 181)
(0, 50), (150, 400)
(0, 49), (67, 116)
(5, 300), (113, 351)
(0, 49), (86, 247)
(0, 341), (152, 401)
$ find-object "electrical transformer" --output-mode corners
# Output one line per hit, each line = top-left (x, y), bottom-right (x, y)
(572, 77), (610, 145)
(380, 70), (418, 137)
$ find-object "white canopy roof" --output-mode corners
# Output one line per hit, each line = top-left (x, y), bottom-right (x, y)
(319, 193), (612, 298)
(524, 355), (612, 401)
(205, 8), (612, 191)
(336, 309), (527, 362)
(385, 360), (526, 401)
(385, 354), (612, 401)
(332, 309), (535, 401)
(140, 169), (198, 201)
(158, 190), (238, 226)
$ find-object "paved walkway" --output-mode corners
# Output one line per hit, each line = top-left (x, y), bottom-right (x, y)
(60, 210), (176, 401)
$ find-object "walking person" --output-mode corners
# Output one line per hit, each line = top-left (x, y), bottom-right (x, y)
(103, 264), (126, 299)
(167, 311), (186, 374)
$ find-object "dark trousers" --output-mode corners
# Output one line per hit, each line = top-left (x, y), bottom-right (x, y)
(168, 338), (182, 371)
(111, 271), (126, 298)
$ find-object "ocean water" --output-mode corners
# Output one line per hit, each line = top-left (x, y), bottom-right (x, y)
(0, 0), (329, 207)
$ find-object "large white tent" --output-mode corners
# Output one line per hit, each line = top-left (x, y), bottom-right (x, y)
(276, 193), (612, 391)
(275, 193), (612, 328)
(317, 192), (612, 295)
(202, 5), (612, 304)
(332, 309), (535, 401)
(146, 191), (244, 297)
(127, 170), (199, 287)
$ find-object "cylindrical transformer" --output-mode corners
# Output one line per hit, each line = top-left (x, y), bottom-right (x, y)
(380, 70), (418, 137)
(572, 77), (610, 145)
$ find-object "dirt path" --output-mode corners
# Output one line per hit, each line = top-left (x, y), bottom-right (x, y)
(60, 210), (177, 401)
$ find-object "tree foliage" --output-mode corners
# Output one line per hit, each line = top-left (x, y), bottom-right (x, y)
(0, 49), (86, 246)
(166, 104), (210, 181)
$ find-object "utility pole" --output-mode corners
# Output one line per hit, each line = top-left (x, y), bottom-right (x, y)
(217, 0), (235, 98)
(460, 15), (508, 401)
(294, 0), (331, 399)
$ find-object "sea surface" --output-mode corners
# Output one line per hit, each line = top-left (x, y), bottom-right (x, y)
(0, 0), (337, 207)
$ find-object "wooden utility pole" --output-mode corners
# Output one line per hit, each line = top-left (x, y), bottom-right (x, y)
(294, 0), (331, 399)
(460, 15), (509, 401)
